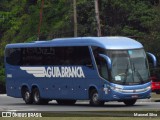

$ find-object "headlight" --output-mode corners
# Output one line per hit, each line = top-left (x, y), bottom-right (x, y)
(110, 86), (123, 92)
(145, 85), (151, 90)
(110, 85), (151, 93)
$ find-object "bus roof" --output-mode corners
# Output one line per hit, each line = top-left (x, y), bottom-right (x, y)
(5, 36), (143, 50)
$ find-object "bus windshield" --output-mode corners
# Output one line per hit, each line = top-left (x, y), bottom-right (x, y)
(92, 47), (150, 85)
(108, 49), (149, 85)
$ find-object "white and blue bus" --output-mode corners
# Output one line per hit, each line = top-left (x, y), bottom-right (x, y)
(4, 37), (156, 106)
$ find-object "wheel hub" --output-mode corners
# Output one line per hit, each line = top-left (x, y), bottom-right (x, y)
(25, 92), (30, 101)
(34, 91), (39, 102)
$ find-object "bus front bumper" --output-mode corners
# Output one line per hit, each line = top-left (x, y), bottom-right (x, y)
(101, 84), (151, 101)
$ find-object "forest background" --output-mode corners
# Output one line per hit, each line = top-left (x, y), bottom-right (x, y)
(0, 0), (160, 85)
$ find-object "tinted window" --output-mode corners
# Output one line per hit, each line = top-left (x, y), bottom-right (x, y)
(5, 48), (21, 65)
(5, 46), (93, 67)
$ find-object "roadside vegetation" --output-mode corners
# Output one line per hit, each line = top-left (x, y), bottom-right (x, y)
(0, 0), (160, 84)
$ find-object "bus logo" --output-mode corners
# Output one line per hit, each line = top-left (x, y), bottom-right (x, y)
(20, 66), (85, 78)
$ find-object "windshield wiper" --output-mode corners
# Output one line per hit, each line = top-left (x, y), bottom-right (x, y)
(123, 64), (129, 85)
(132, 63), (144, 84)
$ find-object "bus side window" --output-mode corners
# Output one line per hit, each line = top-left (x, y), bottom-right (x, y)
(96, 56), (109, 80)
(92, 46), (109, 80)
(10, 46), (93, 67)
(6, 48), (21, 66)
(76, 47), (92, 67)
(61, 46), (93, 68)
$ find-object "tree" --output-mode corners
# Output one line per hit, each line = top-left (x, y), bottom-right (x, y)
(0, 0), (160, 83)
(150, 0), (159, 6)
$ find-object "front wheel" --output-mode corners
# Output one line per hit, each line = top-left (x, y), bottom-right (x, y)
(123, 99), (137, 106)
(89, 90), (104, 106)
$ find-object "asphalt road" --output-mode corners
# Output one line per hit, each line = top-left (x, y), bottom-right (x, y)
(0, 94), (160, 112)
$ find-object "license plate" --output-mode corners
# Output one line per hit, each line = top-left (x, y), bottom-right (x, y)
(132, 95), (138, 98)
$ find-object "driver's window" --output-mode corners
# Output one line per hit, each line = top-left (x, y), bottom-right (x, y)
(92, 46), (109, 80)
(97, 57), (109, 80)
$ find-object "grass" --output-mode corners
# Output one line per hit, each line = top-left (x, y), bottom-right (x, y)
(151, 92), (160, 102)
(151, 93), (160, 98)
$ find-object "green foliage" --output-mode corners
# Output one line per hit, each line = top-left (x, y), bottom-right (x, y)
(0, 0), (160, 83)
(0, 67), (5, 84)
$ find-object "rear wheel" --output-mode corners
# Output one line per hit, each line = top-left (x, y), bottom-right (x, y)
(32, 88), (49, 105)
(22, 87), (33, 104)
(89, 89), (104, 106)
(123, 99), (137, 106)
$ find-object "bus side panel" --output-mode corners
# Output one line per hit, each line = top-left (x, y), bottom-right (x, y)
(5, 65), (100, 100)
(35, 78), (75, 100)
(5, 65), (22, 98)
(39, 66), (100, 100)
(73, 67), (101, 100)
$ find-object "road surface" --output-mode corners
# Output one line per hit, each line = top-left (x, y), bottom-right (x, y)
(0, 94), (160, 112)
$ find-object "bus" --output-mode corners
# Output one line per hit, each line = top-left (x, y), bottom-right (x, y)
(4, 37), (156, 106)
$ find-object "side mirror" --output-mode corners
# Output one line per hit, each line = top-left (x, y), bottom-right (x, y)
(147, 52), (157, 68)
(99, 54), (112, 69)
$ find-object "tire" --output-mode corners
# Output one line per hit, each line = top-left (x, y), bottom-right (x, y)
(56, 100), (76, 105)
(156, 90), (160, 94)
(123, 99), (137, 106)
(32, 88), (49, 105)
(22, 87), (33, 104)
(89, 89), (104, 106)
